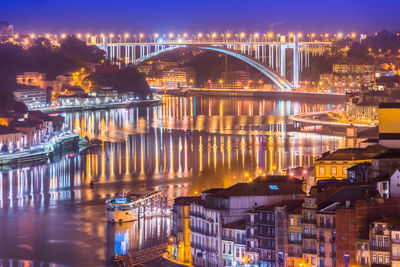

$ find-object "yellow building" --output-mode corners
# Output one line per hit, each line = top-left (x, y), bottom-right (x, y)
(287, 205), (304, 267)
(314, 145), (388, 181)
(171, 196), (198, 265)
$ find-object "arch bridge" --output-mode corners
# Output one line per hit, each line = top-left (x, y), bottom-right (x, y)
(94, 39), (330, 91)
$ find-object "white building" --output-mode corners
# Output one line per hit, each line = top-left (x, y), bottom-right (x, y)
(389, 169), (400, 199)
(13, 87), (47, 109)
(190, 178), (306, 267)
(222, 219), (246, 266)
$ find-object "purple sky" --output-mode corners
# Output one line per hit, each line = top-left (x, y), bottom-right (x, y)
(2, 0), (400, 34)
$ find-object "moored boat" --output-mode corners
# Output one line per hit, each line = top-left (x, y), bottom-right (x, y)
(105, 191), (138, 223)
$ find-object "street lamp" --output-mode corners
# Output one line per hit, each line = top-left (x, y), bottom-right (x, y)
(183, 32), (188, 40)
(76, 33), (82, 39)
(211, 32), (217, 42)
(168, 33), (174, 41)
(124, 33), (129, 43)
(139, 33), (144, 42)
(197, 33), (203, 41)
(254, 33), (259, 42)
(226, 33), (231, 42)
(109, 33), (114, 43)
(268, 32), (273, 42)
(154, 33), (159, 42)
(240, 32), (245, 42)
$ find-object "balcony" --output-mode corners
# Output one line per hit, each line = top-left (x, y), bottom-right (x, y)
(319, 223), (335, 229)
(302, 218), (317, 224)
(191, 226), (206, 234)
(246, 247), (258, 252)
(206, 247), (218, 253)
(370, 245), (390, 252)
(302, 248), (317, 254)
(374, 229), (384, 235)
(392, 239), (400, 244)
(235, 239), (246, 245)
(222, 235), (234, 242)
(289, 239), (302, 245)
(190, 211), (205, 218)
(302, 233), (316, 239)
(191, 242), (206, 250)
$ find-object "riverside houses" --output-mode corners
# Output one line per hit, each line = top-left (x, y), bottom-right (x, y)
(190, 176), (306, 267)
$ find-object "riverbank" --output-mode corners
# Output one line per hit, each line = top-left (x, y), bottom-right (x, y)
(154, 88), (345, 102)
(0, 131), (87, 169)
(289, 110), (376, 128)
(38, 99), (161, 113)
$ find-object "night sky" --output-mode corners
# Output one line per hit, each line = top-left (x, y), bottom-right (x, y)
(2, 0), (400, 34)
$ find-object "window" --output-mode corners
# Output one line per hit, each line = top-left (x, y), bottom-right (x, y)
(378, 237), (383, 247)
(384, 237), (389, 247)
(304, 225), (309, 234)
(223, 243), (226, 253)
(290, 217), (294, 226)
(228, 244), (231, 254)
(298, 233), (302, 241)
(331, 166), (337, 176)
(372, 254), (376, 263)
(236, 248), (239, 257)
(343, 167), (347, 175)
(385, 255), (390, 264)
(378, 254), (383, 263)
(311, 225), (316, 235)
(326, 217), (331, 226)
(319, 167), (325, 175)
(320, 259), (325, 267)
(290, 232), (294, 241)
(320, 217), (324, 226)
(320, 245), (325, 253)
(372, 238), (376, 246)
(269, 185), (279, 190)
(298, 218), (302, 226)
(383, 182), (388, 190)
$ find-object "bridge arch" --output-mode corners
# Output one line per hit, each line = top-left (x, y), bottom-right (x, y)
(107, 44), (293, 91)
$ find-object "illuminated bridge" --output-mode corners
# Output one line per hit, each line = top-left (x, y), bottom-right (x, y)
(91, 38), (330, 91)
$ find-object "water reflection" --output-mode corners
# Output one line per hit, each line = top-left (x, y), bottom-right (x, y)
(0, 96), (344, 266)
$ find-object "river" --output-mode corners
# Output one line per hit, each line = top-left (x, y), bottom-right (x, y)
(0, 96), (345, 266)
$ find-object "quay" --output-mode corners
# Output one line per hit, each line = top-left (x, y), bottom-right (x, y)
(0, 132), (86, 169)
(154, 88), (345, 102)
(38, 99), (161, 113)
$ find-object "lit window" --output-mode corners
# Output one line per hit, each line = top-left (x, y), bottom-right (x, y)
(331, 167), (337, 176)
(319, 167), (325, 175)
(269, 185), (279, 190)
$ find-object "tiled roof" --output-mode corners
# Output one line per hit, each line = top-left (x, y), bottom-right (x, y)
(174, 196), (200, 206)
(316, 144), (388, 161)
(210, 181), (305, 198)
(222, 219), (246, 230)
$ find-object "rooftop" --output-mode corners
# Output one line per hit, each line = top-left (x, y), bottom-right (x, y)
(222, 219), (246, 230)
(372, 217), (400, 227)
(209, 180), (305, 198)
(253, 199), (304, 213)
(174, 196), (200, 206)
(316, 144), (388, 161)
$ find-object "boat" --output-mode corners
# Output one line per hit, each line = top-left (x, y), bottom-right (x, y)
(105, 191), (138, 223)
(105, 190), (167, 223)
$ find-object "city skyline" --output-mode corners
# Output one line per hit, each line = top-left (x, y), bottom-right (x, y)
(3, 0), (400, 33)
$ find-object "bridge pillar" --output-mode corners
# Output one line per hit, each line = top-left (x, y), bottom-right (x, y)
(280, 45), (286, 77)
(293, 36), (300, 88)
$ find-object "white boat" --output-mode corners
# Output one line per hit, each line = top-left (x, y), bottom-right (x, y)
(105, 191), (138, 223)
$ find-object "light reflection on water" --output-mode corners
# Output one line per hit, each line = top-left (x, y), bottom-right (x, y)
(0, 96), (344, 266)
